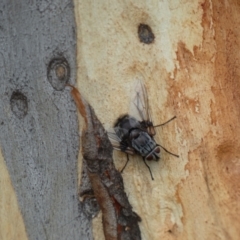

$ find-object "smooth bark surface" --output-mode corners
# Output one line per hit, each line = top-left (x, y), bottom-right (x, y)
(73, 0), (240, 239)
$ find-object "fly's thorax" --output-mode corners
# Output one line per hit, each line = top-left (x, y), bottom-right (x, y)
(129, 129), (159, 159)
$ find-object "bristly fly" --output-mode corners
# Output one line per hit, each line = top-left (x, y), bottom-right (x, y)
(108, 80), (179, 180)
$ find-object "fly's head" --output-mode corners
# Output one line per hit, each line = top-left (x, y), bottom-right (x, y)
(145, 146), (160, 161)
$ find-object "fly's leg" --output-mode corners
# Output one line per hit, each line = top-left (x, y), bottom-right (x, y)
(143, 158), (154, 180)
(153, 116), (179, 158)
(120, 154), (130, 173)
(154, 116), (176, 128)
(158, 144), (179, 158)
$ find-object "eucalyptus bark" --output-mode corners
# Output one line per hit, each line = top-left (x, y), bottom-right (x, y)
(0, 1), (92, 239)
(1, 0), (240, 240)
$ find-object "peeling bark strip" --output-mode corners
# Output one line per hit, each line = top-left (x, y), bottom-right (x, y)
(70, 86), (141, 240)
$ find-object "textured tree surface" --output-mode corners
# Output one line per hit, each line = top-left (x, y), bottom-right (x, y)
(73, 0), (240, 239)
(1, 0), (240, 240)
(0, 1), (92, 239)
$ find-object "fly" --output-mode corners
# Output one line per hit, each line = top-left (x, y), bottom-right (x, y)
(108, 80), (179, 180)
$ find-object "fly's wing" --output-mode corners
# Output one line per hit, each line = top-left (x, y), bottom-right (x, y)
(131, 79), (156, 136)
(107, 129), (135, 155)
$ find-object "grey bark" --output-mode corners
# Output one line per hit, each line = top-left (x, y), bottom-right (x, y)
(0, 1), (92, 239)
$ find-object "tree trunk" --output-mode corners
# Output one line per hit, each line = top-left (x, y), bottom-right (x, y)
(1, 0), (240, 239)
(0, 1), (92, 239)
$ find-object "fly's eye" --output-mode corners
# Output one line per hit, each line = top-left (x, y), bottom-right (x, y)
(146, 155), (153, 161)
(155, 147), (160, 154)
